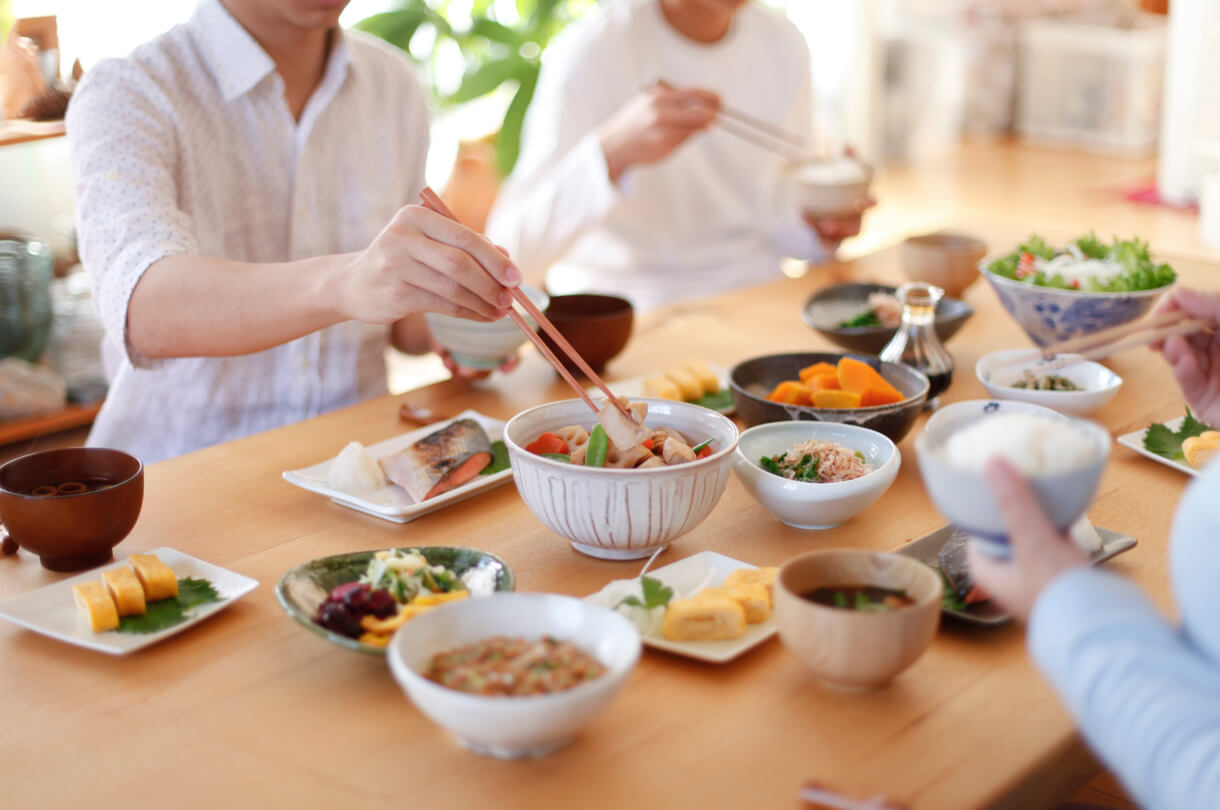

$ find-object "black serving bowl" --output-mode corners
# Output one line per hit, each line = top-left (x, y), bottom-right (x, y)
(728, 352), (929, 443)
(801, 283), (974, 354)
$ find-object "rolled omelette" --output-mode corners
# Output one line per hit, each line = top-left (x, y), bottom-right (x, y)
(102, 566), (147, 617)
(130, 554), (178, 601)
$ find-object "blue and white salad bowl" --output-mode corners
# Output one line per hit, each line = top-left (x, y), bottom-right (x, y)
(981, 266), (1169, 347)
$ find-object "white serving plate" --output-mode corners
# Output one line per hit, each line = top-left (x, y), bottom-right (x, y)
(586, 364), (734, 416)
(584, 551), (776, 663)
(282, 410), (513, 523)
(0, 547), (258, 655)
(1117, 416), (1199, 477)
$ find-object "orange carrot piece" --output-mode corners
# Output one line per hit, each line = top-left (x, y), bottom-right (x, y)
(812, 389), (862, 409)
(766, 380), (812, 406)
(798, 361), (837, 384)
(860, 388), (903, 407)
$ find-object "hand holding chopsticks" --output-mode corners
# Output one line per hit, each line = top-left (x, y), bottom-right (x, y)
(417, 188), (639, 426)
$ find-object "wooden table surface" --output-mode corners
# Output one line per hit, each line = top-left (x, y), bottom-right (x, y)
(1, 235), (1210, 810)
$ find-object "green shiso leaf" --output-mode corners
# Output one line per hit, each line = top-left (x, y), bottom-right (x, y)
(116, 578), (222, 634)
(1143, 409), (1214, 461)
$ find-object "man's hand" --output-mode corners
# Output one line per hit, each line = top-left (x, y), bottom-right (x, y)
(599, 84), (720, 184)
(339, 205), (521, 325)
(966, 458), (1089, 623)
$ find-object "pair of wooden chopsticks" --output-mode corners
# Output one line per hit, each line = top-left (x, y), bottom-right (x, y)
(652, 78), (813, 162)
(418, 188), (635, 422)
(1003, 309), (1211, 373)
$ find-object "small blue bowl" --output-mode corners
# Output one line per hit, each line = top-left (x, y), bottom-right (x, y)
(981, 266), (1169, 347)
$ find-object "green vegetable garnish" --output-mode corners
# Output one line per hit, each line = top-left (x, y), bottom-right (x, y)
(585, 424), (609, 468)
(690, 389), (734, 411)
(116, 578), (222, 634)
(939, 569), (969, 612)
(616, 575), (674, 611)
(479, 440), (510, 475)
(691, 438), (714, 454)
(540, 452), (571, 462)
(759, 456), (782, 475)
(833, 591), (848, 609)
(840, 309), (882, 328)
(1144, 409), (1215, 461)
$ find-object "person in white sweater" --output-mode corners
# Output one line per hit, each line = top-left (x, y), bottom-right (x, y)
(485, 0), (867, 312)
(970, 287), (1220, 810)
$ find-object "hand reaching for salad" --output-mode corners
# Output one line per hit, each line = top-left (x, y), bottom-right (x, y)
(1151, 287), (1220, 428)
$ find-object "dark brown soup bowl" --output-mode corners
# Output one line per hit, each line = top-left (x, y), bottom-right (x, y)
(538, 294), (634, 376)
(0, 448), (144, 571)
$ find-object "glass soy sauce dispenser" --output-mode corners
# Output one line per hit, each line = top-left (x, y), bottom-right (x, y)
(880, 282), (953, 402)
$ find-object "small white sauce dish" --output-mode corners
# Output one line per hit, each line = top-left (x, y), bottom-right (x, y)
(975, 348), (1123, 416)
(387, 593), (640, 759)
(732, 421), (900, 530)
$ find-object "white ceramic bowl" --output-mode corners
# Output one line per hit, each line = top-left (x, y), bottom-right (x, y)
(504, 398), (739, 560)
(784, 157), (873, 216)
(425, 285), (549, 370)
(775, 550), (941, 692)
(732, 421), (900, 530)
(915, 399), (1111, 555)
(387, 593), (640, 759)
(980, 264), (1168, 348)
(975, 348), (1123, 416)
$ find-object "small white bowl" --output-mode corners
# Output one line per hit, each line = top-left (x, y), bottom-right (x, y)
(425, 285), (549, 370)
(975, 349), (1123, 416)
(785, 156), (873, 216)
(915, 400), (1111, 556)
(505, 398), (739, 560)
(387, 593), (640, 759)
(732, 421), (900, 530)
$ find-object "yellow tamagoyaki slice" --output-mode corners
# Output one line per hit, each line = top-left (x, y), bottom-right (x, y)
(722, 566), (779, 597)
(662, 594), (746, 641)
(663, 368), (703, 400)
(72, 581), (120, 632)
(683, 361), (720, 395)
(642, 376), (682, 400)
(129, 553), (178, 601)
(699, 584), (771, 624)
(101, 566), (147, 617)
(1183, 431), (1220, 469)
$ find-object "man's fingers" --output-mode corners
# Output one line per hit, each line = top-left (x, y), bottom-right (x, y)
(401, 205), (523, 288)
(983, 457), (1060, 554)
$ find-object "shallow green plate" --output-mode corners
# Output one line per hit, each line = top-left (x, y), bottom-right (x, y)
(276, 546), (515, 656)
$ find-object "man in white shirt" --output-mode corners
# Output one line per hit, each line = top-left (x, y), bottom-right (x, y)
(68, 0), (521, 463)
(485, 0), (866, 312)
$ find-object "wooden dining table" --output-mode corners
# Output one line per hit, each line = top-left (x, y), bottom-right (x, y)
(1, 229), (1207, 810)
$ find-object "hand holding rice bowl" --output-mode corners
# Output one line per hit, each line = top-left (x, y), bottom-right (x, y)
(785, 156), (873, 216)
(915, 404), (1111, 556)
(733, 421), (900, 530)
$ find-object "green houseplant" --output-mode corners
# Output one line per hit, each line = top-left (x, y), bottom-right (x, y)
(356, 0), (595, 175)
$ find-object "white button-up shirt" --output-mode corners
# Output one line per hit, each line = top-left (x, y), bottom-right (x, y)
(67, 0), (429, 463)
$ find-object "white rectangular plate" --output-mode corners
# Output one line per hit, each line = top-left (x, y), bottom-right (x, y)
(0, 547), (258, 655)
(585, 551), (775, 663)
(587, 364), (734, 416)
(1117, 416), (1199, 477)
(281, 410), (513, 524)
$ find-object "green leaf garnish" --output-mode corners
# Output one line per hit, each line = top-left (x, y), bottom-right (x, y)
(839, 309), (881, 328)
(540, 452), (570, 462)
(939, 569), (969, 612)
(116, 578), (222, 634)
(691, 438), (714, 454)
(479, 440), (510, 475)
(615, 575), (674, 611)
(689, 389), (734, 411)
(1144, 409), (1215, 461)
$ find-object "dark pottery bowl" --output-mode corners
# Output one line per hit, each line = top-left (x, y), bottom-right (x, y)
(802, 283), (974, 354)
(728, 352), (929, 443)
(0, 448), (143, 571)
(538, 294), (634, 377)
(276, 546), (515, 656)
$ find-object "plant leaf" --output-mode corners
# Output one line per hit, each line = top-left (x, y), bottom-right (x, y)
(447, 54), (527, 104)
(116, 578), (222, 635)
(355, 7), (428, 51)
(639, 575), (674, 610)
(496, 65), (539, 175)
(470, 17), (525, 46)
(1144, 409), (1214, 461)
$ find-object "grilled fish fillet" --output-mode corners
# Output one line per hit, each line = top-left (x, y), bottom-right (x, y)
(379, 418), (492, 502)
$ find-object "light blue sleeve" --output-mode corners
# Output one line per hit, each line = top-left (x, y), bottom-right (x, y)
(1028, 566), (1220, 810)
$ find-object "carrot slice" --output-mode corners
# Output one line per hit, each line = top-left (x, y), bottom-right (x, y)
(837, 357), (902, 400)
(860, 388), (903, 407)
(798, 362), (837, 383)
(812, 390), (862, 409)
(766, 381), (812, 406)
(525, 432), (569, 455)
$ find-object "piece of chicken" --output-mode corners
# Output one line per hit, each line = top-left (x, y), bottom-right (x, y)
(597, 397), (651, 451)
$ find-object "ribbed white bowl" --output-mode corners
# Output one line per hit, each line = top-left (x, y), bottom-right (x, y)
(504, 399), (740, 560)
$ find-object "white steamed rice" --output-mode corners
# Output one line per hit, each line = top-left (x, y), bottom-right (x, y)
(938, 412), (1100, 476)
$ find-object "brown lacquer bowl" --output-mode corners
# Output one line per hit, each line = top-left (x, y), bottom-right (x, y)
(0, 448), (144, 571)
(538, 294), (634, 377)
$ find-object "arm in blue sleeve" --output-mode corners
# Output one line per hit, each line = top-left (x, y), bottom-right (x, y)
(1029, 567), (1220, 810)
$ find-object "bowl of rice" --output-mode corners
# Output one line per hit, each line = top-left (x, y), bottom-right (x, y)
(733, 421), (900, 530)
(915, 401), (1111, 556)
